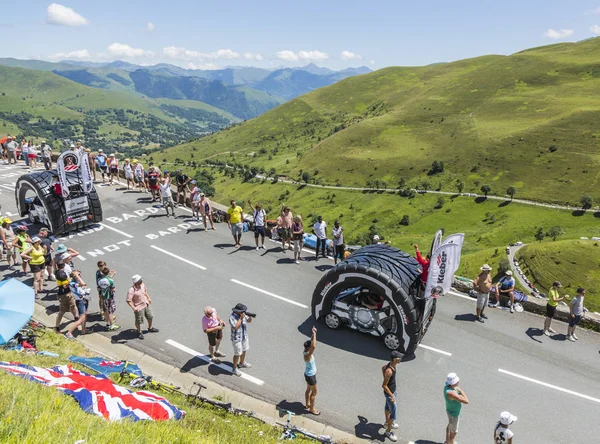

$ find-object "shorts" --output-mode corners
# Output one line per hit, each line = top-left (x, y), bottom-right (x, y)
(162, 196), (174, 208)
(546, 304), (557, 318)
(384, 392), (397, 421)
(447, 414), (460, 433)
(110, 167), (118, 174)
(125, 171), (134, 180)
(304, 373), (317, 386)
(207, 328), (223, 346)
(334, 244), (345, 258)
(279, 228), (291, 241)
(149, 184), (159, 191)
(232, 337), (249, 356)
(177, 184), (187, 192)
(44, 255), (52, 266)
(476, 292), (489, 310)
(98, 166), (108, 173)
(30, 263), (44, 273)
(102, 297), (116, 315)
(134, 305), (154, 325)
(27, 153), (37, 159)
(569, 315), (582, 327)
(58, 293), (76, 313)
(75, 298), (88, 318)
(254, 226), (266, 238)
(231, 223), (243, 237)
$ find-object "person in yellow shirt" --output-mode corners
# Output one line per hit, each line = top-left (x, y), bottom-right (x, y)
(227, 200), (245, 248)
(21, 236), (47, 298)
(543, 281), (569, 336)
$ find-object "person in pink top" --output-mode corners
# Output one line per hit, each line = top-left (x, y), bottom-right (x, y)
(202, 306), (227, 362)
(126, 275), (159, 339)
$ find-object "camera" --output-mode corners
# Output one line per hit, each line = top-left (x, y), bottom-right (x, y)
(245, 312), (257, 318)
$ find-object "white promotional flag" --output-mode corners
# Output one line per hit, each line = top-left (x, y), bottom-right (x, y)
(424, 243), (460, 299)
(441, 233), (464, 273)
(430, 229), (444, 256)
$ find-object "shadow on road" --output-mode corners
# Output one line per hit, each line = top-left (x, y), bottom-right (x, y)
(186, 228), (205, 234)
(550, 333), (567, 341)
(276, 399), (307, 416)
(143, 214), (167, 220)
(136, 197), (154, 204)
(276, 258), (296, 265)
(354, 415), (385, 442)
(214, 243), (235, 249)
(454, 313), (477, 322)
(110, 328), (139, 344)
(315, 264), (334, 272)
(414, 440), (444, 444)
(525, 327), (543, 343)
(180, 356), (208, 373)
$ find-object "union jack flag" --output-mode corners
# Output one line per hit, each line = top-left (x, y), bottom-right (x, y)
(0, 362), (185, 422)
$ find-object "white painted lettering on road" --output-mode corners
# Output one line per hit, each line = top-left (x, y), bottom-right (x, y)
(99, 223), (134, 238)
(150, 245), (207, 270)
(498, 368), (600, 404)
(145, 221), (202, 239)
(230, 279), (309, 309)
(165, 339), (265, 386)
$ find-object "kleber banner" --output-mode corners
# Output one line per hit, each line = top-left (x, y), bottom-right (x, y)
(424, 243), (460, 299)
(441, 233), (464, 272)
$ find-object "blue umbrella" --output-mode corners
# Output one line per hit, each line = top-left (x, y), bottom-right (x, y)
(0, 278), (34, 345)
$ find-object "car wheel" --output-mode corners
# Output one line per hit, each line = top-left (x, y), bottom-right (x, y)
(324, 312), (342, 330)
(383, 333), (401, 350)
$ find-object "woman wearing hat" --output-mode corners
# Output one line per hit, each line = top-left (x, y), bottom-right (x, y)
(494, 411), (517, 443)
(108, 153), (119, 185)
(133, 159), (147, 193)
(199, 193), (215, 230)
(473, 264), (493, 323)
(123, 159), (134, 190)
(189, 180), (201, 219)
(0, 218), (17, 269)
(21, 237), (47, 298)
(12, 225), (32, 275)
(54, 270), (78, 334)
(544, 281), (569, 336)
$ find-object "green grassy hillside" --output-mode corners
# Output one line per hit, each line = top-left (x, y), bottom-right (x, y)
(162, 38), (600, 205)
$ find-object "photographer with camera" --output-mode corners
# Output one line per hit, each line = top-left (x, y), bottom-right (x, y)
(229, 303), (255, 376)
(202, 306), (227, 363)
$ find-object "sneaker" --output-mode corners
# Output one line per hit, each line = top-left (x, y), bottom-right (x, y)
(385, 431), (398, 442)
(481, 313), (488, 319)
(572, 333), (578, 340)
(148, 327), (159, 333)
(138, 333), (145, 339)
(548, 327), (557, 333)
(214, 351), (226, 358)
(510, 306), (514, 314)
(232, 368), (242, 376)
(64, 332), (75, 340)
(477, 317), (485, 323)
(107, 324), (120, 331)
(391, 422), (399, 429)
(295, 260), (300, 264)
(238, 362), (251, 369)
(261, 245), (266, 250)
(210, 356), (221, 363)
(567, 335), (576, 342)
(256, 247), (260, 251)
(543, 330), (550, 336)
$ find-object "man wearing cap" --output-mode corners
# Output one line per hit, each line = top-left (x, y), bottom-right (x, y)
(382, 350), (403, 442)
(56, 246), (80, 277)
(126, 275), (158, 339)
(54, 269), (78, 333)
(5, 135), (18, 165)
(1, 217), (17, 269)
(567, 287), (585, 342)
(444, 372), (469, 444)
(159, 174), (176, 217)
(372, 234), (391, 245)
(40, 141), (52, 170)
(494, 411), (517, 443)
(37, 228), (55, 282)
(95, 149), (108, 183)
(544, 281), (569, 336)
(202, 307), (227, 362)
(108, 153), (119, 185)
(493, 270), (516, 313)
(175, 169), (190, 206)
(473, 264), (493, 323)
(98, 266), (119, 331)
(229, 303), (253, 376)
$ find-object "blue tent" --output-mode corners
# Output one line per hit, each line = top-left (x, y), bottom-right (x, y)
(0, 278), (34, 345)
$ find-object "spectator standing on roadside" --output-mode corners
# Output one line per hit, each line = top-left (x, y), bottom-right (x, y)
(147, 166), (161, 201)
(202, 306), (227, 362)
(27, 139), (37, 169)
(123, 159), (134, 190)
(175, 169), (190, 206)
(332, 220), (345, 265)
(189, 180), (201, 219)
(98, 266), (120, 331)
(473, 264), (493, 323)
(5, 136), (18, 164)
(493, 271), (516, 313)
(159, 174), (176, 217)
(303, 327), (320, 415)
(95, 149), (108, 183)
(21, 139), (29, 167)
(292, 215), (304, 264)
(40, 141), (52, 170)
(85, 149), (95, 181)
(227, 200), (244, 248)
(199, 193), (215, 231)
(382, 350), (403, 442)
(126, 274), (159, 339)
(95, 261), (114, 321)
(230, 303), (252, 376)
(372, 234), (391, 245)
(20, 237), (46, 298)
(13, 226), (32, 275)
(64, 270), (91, 338)
(133, 160), (146, 192)
(54, 270), (78, 333)
(278, 205), (293, 252)
(567, 287), (585, 342)
(248, 200), (267, 250)
(544, 281), (568, 336)
(413, 244), (430, 284)
(494, 411), (517, 444)
(1, 218), (17, 269)
(312, 216), (327, 260)
(108, 153), (119, 185)
(444, 372), (469, 444)
(35, 229), (53, 281)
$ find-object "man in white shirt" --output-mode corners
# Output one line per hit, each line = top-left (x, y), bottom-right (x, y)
(312, 216), (327, 260)
(248, 200), (267, 250)
(332, 220), (344, 264)
(5, 136), (18, 164)
(159, 174), (176, 217)
(494, 411), (516, 444)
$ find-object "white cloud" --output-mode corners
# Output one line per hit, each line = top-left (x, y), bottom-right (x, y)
(244, 52), (264, 61)
(543, 28), (574, 39)
(48, 49), (91, 61)
(163, 46), (240, 61)
(276, 50), (330, 62)
(370, 60), (375, 65)
(147, 22), (155, 32)
(47, 3), (89, 27)
(186, 62), (219, 70)
(592, 24), (600, 35)
(340, 51), (363, 61)
(107, 43), (154, 58)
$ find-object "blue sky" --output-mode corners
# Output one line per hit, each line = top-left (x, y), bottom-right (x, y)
(1, 1), (600, 70)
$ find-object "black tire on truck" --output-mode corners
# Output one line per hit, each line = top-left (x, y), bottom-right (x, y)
(15, 170), (102, 235)
(311, 244), (426, 355)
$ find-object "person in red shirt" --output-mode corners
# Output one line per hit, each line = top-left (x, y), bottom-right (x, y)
(413, 244), (430, 283)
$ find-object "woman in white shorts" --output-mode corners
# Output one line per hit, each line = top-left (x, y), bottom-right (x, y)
(123, 159), (134, 190)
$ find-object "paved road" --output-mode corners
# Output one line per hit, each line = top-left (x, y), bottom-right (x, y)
(0, 163), (599, 444)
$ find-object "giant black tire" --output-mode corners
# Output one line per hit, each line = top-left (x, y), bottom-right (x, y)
(15, 170), (103, 235)
(311, 244), (427, 355)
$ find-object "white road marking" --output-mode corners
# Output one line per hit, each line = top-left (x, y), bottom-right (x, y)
(150, 245), (207, 270)
(418, 344), (452, 356)
(98, 223), (134, 238)
(165, 339), (265, 386)
(498, 368), (600, 404)
(0, 184), (14, 190)
(230, 279), (309, 309)
(448, 290), (474, 301)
